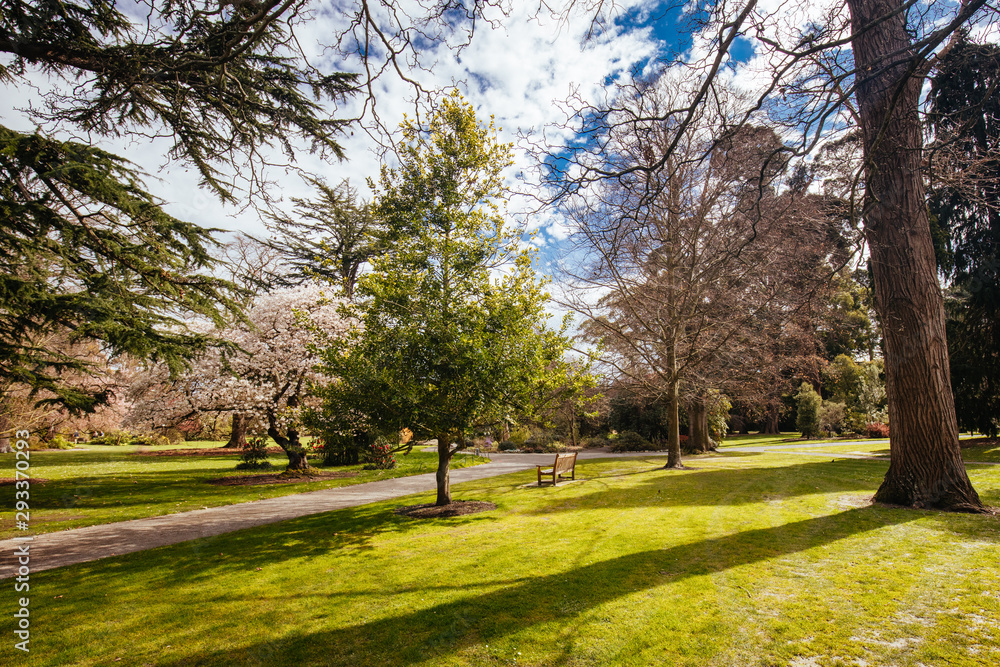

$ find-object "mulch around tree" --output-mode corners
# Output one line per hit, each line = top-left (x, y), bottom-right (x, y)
(394, 500), (497, 518)
(206, 471), (358, 486)
(133, 447), (285, 456)
(0, 478), (48, 486)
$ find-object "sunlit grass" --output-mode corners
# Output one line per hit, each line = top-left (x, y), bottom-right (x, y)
(9, 451), (1000, 666)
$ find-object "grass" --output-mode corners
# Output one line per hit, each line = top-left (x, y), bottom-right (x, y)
(6, 449), (1000, 666)
(0, 442), (488, 539)
(767, 438), (1000, 464)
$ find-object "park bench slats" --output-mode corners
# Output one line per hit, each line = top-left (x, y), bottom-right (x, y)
(537, 452), (577, 486)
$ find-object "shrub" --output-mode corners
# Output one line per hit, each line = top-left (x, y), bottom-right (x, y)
(609, 430), (660, 452)
(320, 432), (364, 466)
(795, 383), (822, 438)
(47, 435), (76, 450)
(865, 422), (890, 438)
(498, 440), (518, 451)
(362, 436), (397, 470)
(818, 401), (847, 434)
(88, 431), (137, 446)
(522, 439), (565, 453)
(235, 438), (273, 470)
(581, 436), (612, 449)
(508, 426), (531, 446)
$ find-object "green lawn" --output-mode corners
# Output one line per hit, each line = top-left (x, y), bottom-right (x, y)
(7, 450), (1000, 666)
(773, 439), (1000, 464)
(0, 442), (488, 539)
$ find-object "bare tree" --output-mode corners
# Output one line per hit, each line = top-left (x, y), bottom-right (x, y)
(563, 83), (841, 468)
(545, 0), (995, 511)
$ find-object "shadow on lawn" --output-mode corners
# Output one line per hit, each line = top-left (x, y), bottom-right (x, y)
(150, 506), (917, 667)
(532, 458), (888, 512)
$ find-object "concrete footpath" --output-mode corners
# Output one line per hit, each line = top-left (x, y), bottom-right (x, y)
(0, 451), (655, 579)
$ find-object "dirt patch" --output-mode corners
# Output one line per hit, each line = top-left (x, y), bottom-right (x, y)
(0, 478), (48, 486)
(394, 500), (497, 518)
(960, 437), (999, 449)
(133, 447), (285, 457)
(206, 470), (357, 486)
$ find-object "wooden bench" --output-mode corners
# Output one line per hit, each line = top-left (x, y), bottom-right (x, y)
(537, 452), (577, 486)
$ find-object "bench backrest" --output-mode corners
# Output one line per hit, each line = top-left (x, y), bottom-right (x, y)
(553, 453), (577, 474)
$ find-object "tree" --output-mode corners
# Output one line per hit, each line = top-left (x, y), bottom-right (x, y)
(563, 81), (841, 468)
(265, 178), (383, 300)
(0, 0), (499, 437)
(315, 92), (585, 505)
(0, 0), (361, 434)
(127, 285), (349, 471)
(547, 0), (992, 511)
(795, 382), (822, 439)
(928, 35), (1000, 438)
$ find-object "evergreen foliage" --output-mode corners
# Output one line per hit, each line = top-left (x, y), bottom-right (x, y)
(794, 382), (822, 439)
(0, 0), (356, 413)
(928, 35), (1000, 437)
(0, 0), (355, 200)
(0, 128), (239, 411)
(265, 178), (383, 300)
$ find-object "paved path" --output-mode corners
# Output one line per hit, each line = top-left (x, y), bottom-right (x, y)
(0, 451), (654, 579)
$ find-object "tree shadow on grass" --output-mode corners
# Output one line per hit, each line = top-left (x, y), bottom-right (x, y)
(150, 506), (918, 667)
(525, 458), (889, 513)
(51, 498), (506, 591)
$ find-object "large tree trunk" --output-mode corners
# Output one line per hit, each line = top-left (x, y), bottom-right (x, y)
(848, 0), (984, 512)
(687, 394), (715, 454)
(759, 402), (781, 435)
(436, 433), (453, 506)
(224, 413), (249, 448)
(267, 416), (308, 472)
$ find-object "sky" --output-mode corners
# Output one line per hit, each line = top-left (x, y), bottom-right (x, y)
(2, 0), (991, 282)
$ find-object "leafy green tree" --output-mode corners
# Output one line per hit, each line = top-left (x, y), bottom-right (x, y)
(314, 92), (587, 505)
(795, 382), (822, 439)
(0, 0), (357, 420)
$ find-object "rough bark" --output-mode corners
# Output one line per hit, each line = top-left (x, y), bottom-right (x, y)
(224, 412), (249, 448)
(687, 394), (715, 453)
(848, 0), (985, 512)
(436, 433), (453, 505)
(267, 416), (309, 472)
(759, 402), (781, 435)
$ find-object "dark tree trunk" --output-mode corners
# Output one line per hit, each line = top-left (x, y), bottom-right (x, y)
(848, 0), (984, 512)
(688, 394), (715, 453)
(436, 434), (453, 506)
(267, 421), (308, 472)
(225, 413), (249, 448)
(759, 403), (781, 435)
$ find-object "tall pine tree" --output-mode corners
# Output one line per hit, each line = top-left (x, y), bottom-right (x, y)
(0, 1), (356, 414)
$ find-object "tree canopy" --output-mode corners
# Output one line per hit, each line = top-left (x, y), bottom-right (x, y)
(314, 92), (588, 505)
(0, 0), (357, 419)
